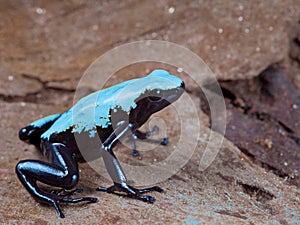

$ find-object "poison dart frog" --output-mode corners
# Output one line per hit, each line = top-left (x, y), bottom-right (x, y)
(16, 69), (185, 218)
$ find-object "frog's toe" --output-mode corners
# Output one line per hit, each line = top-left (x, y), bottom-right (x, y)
(60, 196), (98, 204)
(50, 195), (98, 218)
(134, 185), (164, 194)
(51, 200), (65, 218)
(137, 195), (155, 203)
(131, 149), (140, 157)
(96, 183), (163, 204)
(48, 191), (98, 218)
(160, 138), (169, 145)
(50, 188), (83, 197)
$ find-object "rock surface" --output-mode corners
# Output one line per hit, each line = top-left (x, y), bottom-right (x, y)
(1, 0), (299, 89)
(220, 67), (300, 186)
(0, 1), (299, 224)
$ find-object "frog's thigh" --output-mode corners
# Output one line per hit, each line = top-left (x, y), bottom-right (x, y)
(16, 142), (79, 190)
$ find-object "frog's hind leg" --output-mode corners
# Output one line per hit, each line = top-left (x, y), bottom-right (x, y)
(19, 114), (61, 148)
(130, 126), (168, 157)
(15, 142), (98, 218)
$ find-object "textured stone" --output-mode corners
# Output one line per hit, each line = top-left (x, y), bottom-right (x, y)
(219, 67), (300, 184)
(0, 73), (43, 97)
(0, 1), (299, 93)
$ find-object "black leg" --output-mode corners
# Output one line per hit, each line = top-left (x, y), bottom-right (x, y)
(97, 123), (164, 204)
(16, 142), (98, 218)
(131, 126), (169, 157)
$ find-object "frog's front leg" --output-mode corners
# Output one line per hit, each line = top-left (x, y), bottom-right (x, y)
(131, 126), (169, 157)
(15, 141), (98, 218)
(96, 123), (163, 202)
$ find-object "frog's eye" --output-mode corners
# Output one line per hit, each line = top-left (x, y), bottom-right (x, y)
(148, 96), (162, 102)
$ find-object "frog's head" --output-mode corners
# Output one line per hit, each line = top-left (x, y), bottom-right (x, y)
(128, 70), (185, 128)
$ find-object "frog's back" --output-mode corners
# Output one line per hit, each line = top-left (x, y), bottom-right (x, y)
(40, 79), (137, 141)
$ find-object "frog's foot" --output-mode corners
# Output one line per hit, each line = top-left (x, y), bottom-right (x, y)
(131, 149), (140, 157)
(131, 126), (169, 157)
(50, 188), (83, 197)
(48, 192), (98, 218)
(96, 183), (163, 203)
(135, 125), (169, 145)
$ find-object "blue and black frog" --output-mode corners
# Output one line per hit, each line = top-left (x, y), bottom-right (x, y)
(16, 70), (185, 218)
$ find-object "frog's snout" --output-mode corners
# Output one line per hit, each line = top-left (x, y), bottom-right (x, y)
(165, 81), (185, 103)
(180, 81), (185, 90)
(176, 80), (185, 95)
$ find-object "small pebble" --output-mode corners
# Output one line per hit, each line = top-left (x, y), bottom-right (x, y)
(168, 6), (175, 14)
(92, 25), (98, 31)
(36, 7), (46, 14)
(177, 67), (183, 73)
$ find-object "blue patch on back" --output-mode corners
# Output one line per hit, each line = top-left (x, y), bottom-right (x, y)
(30, 114), (61, 128)
(41, 70), (183, 140)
